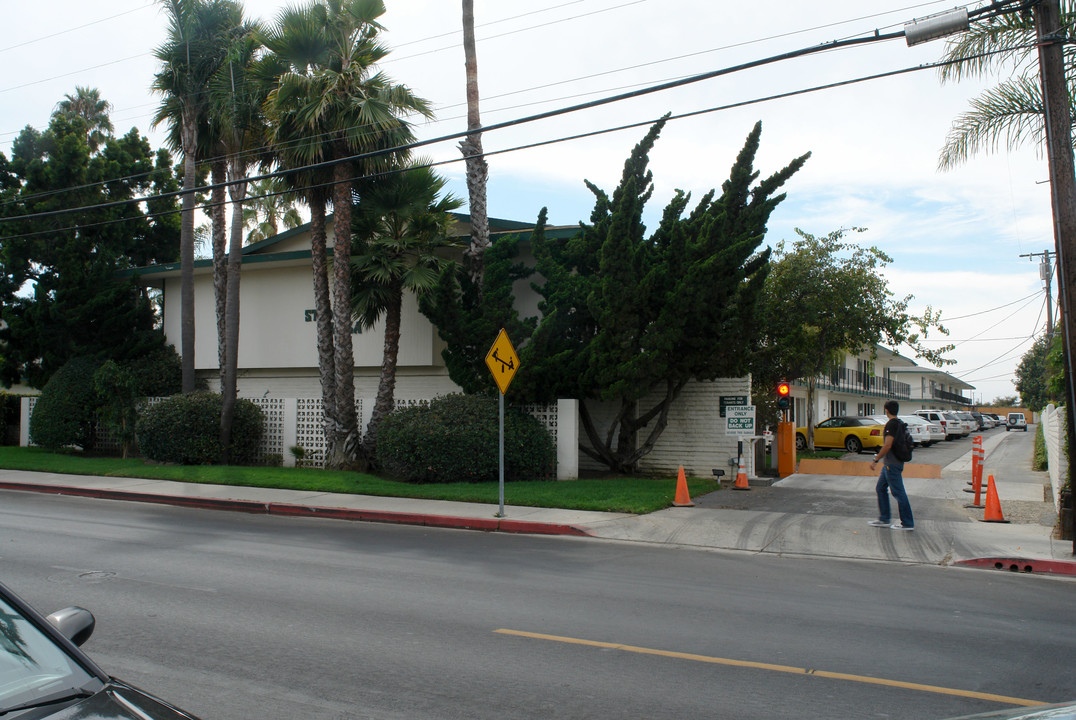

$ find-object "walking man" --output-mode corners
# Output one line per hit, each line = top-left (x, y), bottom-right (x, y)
(868, 400), (914, 530)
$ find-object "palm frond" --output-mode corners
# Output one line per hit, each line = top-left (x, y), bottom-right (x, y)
(938, 76), (1046, 170)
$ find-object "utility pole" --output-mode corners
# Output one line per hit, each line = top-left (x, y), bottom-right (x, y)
(1020, 250), (1056, 336)
(1034, 0), (1076, 554)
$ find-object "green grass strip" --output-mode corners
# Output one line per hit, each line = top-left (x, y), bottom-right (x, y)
(0, 447), (719, 515)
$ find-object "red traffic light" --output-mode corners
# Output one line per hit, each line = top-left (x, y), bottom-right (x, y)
(776, 381), (791, 409)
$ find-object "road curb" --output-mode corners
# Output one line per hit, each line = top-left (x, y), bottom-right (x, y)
(954, 557), (1076, 576)
(0, 481), (594, 538)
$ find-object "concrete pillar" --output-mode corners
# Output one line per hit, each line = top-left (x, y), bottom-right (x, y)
(557, 398), (579, 480)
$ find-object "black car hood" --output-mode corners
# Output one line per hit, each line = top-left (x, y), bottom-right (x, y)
(45, 681), (199, 720)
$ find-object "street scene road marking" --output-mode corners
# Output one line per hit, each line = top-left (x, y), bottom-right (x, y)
(494, 629), (1047, 708)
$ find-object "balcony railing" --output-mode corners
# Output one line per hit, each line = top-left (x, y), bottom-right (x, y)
(931, 388), (972, 405)
(810, 368), (911, 400)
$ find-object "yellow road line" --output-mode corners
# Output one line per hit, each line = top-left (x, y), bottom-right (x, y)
(494, 629), (1046, 708)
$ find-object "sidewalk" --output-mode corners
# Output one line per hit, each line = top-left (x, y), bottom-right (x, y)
(2, 457), (1074, 576)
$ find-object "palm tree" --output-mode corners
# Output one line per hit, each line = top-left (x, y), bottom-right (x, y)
(261, 22), (341, 464)
(243, 177), (304, 243)
(460, 0), (490, 287)
(208, 17), (266, 463)
(53, 86), (113, 153)
(262, 0), (433, 469)
(351, 162), (463, 462)
(937, 3), (1076, 170)
(152, 0), (248, 393)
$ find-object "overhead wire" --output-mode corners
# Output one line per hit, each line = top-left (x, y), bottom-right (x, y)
(956, 295), (1046, 380)
(0, 2), (154, 54)
(941, 291), (1042, 320)
(0, 28), (929, 226)
(0, 0), (977, 146)
(0, 1), (1035, 229)
(0, 45), (1029, 241)
(0, 0), (1007, 206)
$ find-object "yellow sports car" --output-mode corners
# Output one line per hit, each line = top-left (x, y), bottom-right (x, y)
(796, 416), (885, 454)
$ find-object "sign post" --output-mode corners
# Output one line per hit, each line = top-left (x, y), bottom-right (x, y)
(726, 405), (756, 481)
(485, 329), (520, 517)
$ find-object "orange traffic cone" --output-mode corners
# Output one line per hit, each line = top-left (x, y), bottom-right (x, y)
(733, 457), (751, 491)
(673, 466), (694, 507)
(982, 475), (1010, 523)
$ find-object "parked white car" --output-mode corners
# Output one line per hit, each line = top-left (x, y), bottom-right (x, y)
(915, 409), (962, 440)
(904, 414), (943, 445)
(868, 415), (935, 447)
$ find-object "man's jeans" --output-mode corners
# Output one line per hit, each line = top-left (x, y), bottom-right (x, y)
(876, 462), (914, 528)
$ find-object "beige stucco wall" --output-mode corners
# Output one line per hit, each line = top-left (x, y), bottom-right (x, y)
(162, 262), (443, 372)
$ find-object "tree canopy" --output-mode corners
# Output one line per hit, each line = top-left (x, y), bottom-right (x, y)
(1014, 332), (1063, 411)
(751, 227), (953, 434)
(0, 107), (181, 388)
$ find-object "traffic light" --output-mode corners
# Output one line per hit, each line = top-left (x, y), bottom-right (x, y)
(776, 381), (791, 410)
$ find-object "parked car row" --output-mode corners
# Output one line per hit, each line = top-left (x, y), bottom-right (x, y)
(794, 408), (1013, 454)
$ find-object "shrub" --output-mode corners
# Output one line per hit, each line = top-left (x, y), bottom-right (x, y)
(377, 393), (556, 483)
(94, 360), (139, 458)
(0, 393), (20, 445)
(136, 392), (264, 465)
(123, 345), (184, 397)
(29, 357), (103, 451)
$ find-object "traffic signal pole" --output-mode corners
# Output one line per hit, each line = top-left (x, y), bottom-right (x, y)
(775, 382), (796, 477)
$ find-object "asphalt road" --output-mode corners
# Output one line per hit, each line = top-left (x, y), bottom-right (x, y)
(2, 486), (1073, 720)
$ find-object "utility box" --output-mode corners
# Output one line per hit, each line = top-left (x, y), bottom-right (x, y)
(776, 421), (796, 478)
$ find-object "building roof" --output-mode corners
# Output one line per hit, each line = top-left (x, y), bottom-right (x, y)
(122, 212), (579, 283)
(888, 365), (974, 391)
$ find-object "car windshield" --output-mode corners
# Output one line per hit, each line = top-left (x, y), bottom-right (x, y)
(0, 596), (99, 710)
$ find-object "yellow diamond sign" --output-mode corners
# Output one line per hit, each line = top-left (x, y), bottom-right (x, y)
(485, 328), (519, 395)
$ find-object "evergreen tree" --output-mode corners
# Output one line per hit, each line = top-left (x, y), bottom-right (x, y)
(425, 117), (808, 472)
(0, 109), (180, 388)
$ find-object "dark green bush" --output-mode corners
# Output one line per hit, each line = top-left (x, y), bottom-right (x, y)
(124, 345), (184, 397)
(377, 393), (556, 483)
(0, 393), (20, 445)
(136, 392), (264, 465)
(29, 357), (103, 451)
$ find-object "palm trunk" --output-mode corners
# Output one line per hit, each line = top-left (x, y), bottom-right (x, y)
(460, 0), (489, 287)
(309, 197), (338, 463)
(180, 114), (197, 394)
(211, 158), (228, 393)
(362, 284), (402, 464)
(327, 158), (361, 470)
(220, 160), (246, 464)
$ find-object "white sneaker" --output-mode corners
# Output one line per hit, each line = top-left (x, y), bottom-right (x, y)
(890, 523), (914, 531)
(868, 519), (890, 527)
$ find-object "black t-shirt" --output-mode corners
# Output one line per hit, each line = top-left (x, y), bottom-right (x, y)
(883, 417), (903, 466)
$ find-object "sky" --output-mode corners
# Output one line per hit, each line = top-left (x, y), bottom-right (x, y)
(0, 0), (1059, 405)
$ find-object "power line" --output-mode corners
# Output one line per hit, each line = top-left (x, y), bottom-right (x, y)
(0, 28), (921, 226)
(0, 2), (153, 54)
(0, 0), (974, 141)
(942, 291), (1042, 320)
(0, 1), (1031, 227)
(0, 48), (1020, 241)
(950, 293), (1042, 348)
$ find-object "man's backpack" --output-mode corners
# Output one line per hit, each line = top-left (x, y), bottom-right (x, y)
(892, 420), (913, 463)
